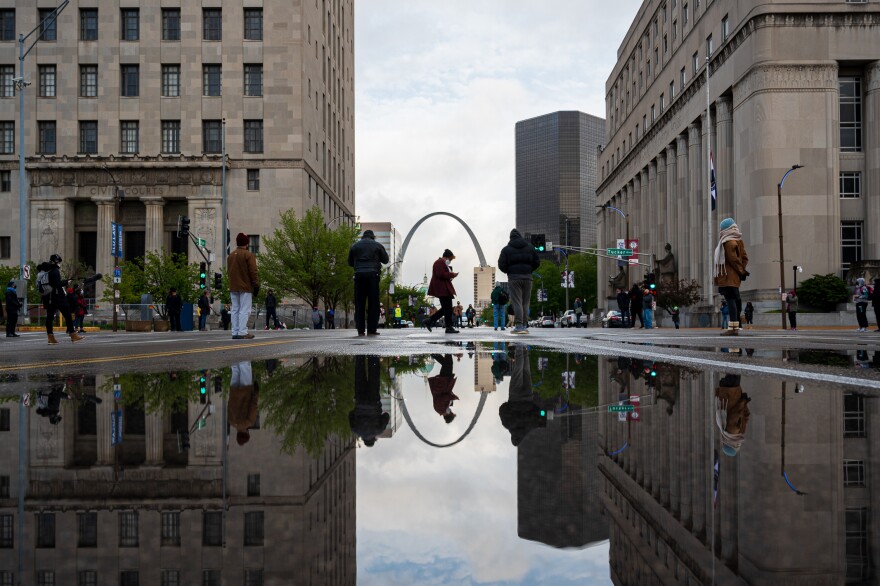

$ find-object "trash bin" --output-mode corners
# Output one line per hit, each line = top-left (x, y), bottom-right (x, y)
(140, 294), (153, 321)
(180, 302), (194, 331)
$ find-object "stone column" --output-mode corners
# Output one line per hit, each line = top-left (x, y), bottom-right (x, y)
(680, 379), (693, 529)
(655, 154), (667, 256)
(688, 123), (702, 285)
(144, 412), (164, 466)
(640, 168), (650, 283)
(95, 377), (114, 466)
(94, 198), (115, 300)
(665, 144), (677, 266)
(143, 197), (166, 254)
(692, 373), (707, 540)
(677, 134), (690, 279)
(715, 96), (734, 221)
(865, 62), (880, 259)
(630, 177), (640, 284)
(597, 211), (607, 298)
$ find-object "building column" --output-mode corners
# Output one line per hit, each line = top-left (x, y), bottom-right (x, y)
(688, 123), (702, 286)
(655, 154), (667, 258)
(665, 144), (677, 266)
(597, 211), (607, 299)
(640, 168), (650, 282)
(144, 412), (164, 466)
(677, 134), (690, 280)
(143, 197), (166, 254)
(94, 198), (115, 300)
(715, 97), (734, 221)
(630, 177), (640, 284)
(680, 379), (693, 529)
(95, 378), (113, 466)
(865, 62), (880, 259)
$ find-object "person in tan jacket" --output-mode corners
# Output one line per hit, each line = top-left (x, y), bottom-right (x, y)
(227, 361), (258, 446)
(227, 232), (260, 339)
(713, 218), (749, 336)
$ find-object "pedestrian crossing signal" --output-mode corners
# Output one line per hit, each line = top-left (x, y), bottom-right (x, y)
(199, 262), (207, 289)
(531, 233), (546, 252)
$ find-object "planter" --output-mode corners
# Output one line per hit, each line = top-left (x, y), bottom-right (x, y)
(126, 319), (153, 332)
(153, 319), (170, 332)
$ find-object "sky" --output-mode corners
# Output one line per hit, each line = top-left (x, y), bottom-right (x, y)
(354, 0), (642, 305)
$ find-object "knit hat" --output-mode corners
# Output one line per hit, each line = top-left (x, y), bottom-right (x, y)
(720, 218), (735, 230)
(236, 232), (249, 247)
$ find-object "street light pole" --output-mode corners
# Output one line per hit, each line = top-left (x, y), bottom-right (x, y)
(777, 165), (802, 330)
(103, 166), (123, 332)
(597, 204), (630, 290)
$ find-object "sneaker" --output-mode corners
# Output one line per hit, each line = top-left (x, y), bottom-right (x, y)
(241, 333), (255, 339)
(494, 327), (498, 331)
(367, 331), (380, 336)
(445, 328), (459, 334)
(357, 332), (366, 336)
(425, 321), (433, 333)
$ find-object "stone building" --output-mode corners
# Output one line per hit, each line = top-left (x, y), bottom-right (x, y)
(596, 0), (880, 304)
(0, 1), (354, 293)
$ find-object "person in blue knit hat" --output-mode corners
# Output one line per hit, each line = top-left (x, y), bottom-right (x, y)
(713, 218), (749, 336)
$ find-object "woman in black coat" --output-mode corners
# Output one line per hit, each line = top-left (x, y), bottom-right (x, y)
(5, 280), (21, 337)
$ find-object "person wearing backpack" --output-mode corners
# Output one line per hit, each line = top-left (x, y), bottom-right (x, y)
(5, 280), (21, 337)
(39, 254), (83, 345)
(854, 277), (871, 332)
(491, 283), (508, 331)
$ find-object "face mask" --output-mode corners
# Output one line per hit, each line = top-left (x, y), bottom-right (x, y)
(445, 259), (451, 266)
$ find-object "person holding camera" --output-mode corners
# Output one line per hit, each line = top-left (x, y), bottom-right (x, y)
(713, 218), (749, 336)
(38, 254), (84, 345)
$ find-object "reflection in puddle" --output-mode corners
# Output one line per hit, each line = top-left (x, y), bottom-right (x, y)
(1, 345), (878, 585)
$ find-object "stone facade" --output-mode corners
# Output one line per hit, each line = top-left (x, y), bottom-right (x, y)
(597, 1), (880, 307)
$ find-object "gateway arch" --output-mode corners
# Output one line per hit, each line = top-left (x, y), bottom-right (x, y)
(394, 212), (488, 280)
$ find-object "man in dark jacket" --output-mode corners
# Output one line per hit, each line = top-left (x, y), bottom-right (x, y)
(348, 229), (389, 336)
(264, 289), (281, 330)
(425, 249), (459, 334)
(41, 254), (83, 345)
(498, 229), (540, 334)
(349, 355), (390, 446)
(166, 288), (182, 331)
(629, 283), (644, 328)
(5, 280), (21, 337)
(197, 291), (211, 331)
(499, 345), (545, 445)
(616, 288), (630, 326)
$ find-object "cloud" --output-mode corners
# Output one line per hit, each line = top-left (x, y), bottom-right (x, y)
(355, 0), (641, 305)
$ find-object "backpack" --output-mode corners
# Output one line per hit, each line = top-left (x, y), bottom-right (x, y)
(37, 270), (52, 297)
(498, 291), (509, 305)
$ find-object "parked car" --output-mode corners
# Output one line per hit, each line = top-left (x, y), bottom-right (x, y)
(539, 315), (556, 328)
(557, 310), (579, 327)
(601, 310), (629, 328)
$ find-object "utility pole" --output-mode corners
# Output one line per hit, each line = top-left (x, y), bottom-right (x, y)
(103, 166), (124, 332)
(777, 165), (803, 330)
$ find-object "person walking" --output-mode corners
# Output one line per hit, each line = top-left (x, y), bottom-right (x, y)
(227, 232), (260, 340)
(429, 354), (459, 423)
(491, 283), (509, 331)
(873, 278), (880, 332)
(785, 290), (799, 331)
(38, 255), (83, 345)
(347, 228), (389, 336)
(629, 284), (644, 328)
(197, 290), (211, 331)
(166, 288), (182, 332)
(616, 288), (631, 326)
(720, 300), (730, 330)
(642, 288), (654, 329)
(326, 308), (335, 329)
(425, 249), (460, 334)
(498, 229), (540, 334)
(74, 289), (87, 333)
(264, 289), (281, 330)
(466, 304), (476, 328)
(854, 277), (871, 332)
(574, 297), (583, 327)
(220, 304), (231, 330)
(743, 302), (754, 330)
(713, 217), (749, 336)
(5, 280), (21, 337)
(311, 306), (323, 329)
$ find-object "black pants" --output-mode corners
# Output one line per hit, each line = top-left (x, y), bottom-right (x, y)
(788, 311), (797, 329)
(354, 272), (380, 334)
(266, 307), (279, 328)
(856, 302), (869, 328)
(169, 311), (181, 331)
(5, 309), (17, 336)
(631, 305), (643, 327)
(45, 298), (74, 335)
(430, 296), (454, 330)
(718, 287), (742, 324)
(874, 306), (880, 330)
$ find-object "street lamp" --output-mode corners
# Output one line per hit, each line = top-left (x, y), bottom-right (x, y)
(16, 1), (70, 287)
(777, 164), (803, 330)
(597, 204), (630, 290)
(326, 213), (358, 229)
(102, 165), (124, 332)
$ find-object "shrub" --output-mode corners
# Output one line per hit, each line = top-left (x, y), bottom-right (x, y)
(797, 273), (849, 311)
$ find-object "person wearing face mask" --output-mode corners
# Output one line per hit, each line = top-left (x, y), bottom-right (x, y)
(425, 249), (459, 334)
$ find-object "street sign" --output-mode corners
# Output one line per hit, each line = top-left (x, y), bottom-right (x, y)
(537, 357), (549, 371)
(113, 277), (121, 284)
(607, 248), (633, 256)
(114, 268), (121, 277)
(115, 304), (121, 313)
(197, 237), (207, 247)
(23, 265), (30, 279)
(110, 410), (123, 446)
(609, 404), (635, 412)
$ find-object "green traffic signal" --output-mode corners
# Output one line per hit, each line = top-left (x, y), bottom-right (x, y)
(199, 376), (207, 394)
(540, 409), (546, 417)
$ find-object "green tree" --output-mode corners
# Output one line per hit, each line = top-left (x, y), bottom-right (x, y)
(321, 223), (359, 313)
(99, 250), (200, 316)
(379, 270), (429, 323)
(797, 273), (850, 311)
(656, 278), (702, 313)
(528, 253), (598, 317)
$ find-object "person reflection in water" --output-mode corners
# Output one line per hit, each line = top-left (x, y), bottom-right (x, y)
(349, 355), (390, 447)
(499, 345), (546, 446)
(715, 374), (751, 457)
(36, 387), (68, 425)
(429, 354), (459, 423)
(228, 361), (259, 446)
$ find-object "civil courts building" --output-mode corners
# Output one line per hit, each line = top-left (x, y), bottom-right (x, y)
(0, 1), (354, 290)
(596, 0), (880, 304)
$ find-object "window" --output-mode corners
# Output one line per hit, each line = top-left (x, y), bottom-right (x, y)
(119, 511), (138, 547)
(162, 9), (180, 41)
(120, 9), (139, 41)
(162, 121), (180, 154)
(121, 65), (139, 97)
(202, 120), (222, 154)
(721, 14), (730, 41)
(203, 512), (223, 546)
(161, 571), (179, 586)
(843, 392), (866, 437)
(247, 170), (260, 191)
(0, 66), (13, 98)
(203, 9), (222, 41)
(120, 571), (138, 586)
(840, 77), (862, 152)
(654, 48), (659, 66)
(77, 512), (97, 547)
(244, 9), (263, 40)
(0, 171), (9, 192)
(80, 9), (98, 41)
(663, 34), (668, 54)
(37, 571), (54, 586)
(841, 221), (863, 273)
(706, 34), (714, 57)
(162, 65), (180, 97)
(247, 473), (261, 495)
(693, 51), (699, 75)
(244, 511), (264, 546)
(38, 122), (56, 155)
(659, 93), (665, 112)
(680, 67), (686, 88)
(248, 235), (260, 255)
(0, 237), (8, 260)
(244, 120), (263, 153)
(160, 512), (181, 546)
(244, 64), (263, 96)
(79, 121), (97, 154)
(0, 476), (7, 498)
(846, 508), (869, 582)
(0, 122), (13, 154)
(0, 408), (8, 430)
(673, 20), (678, 40)
(642, 115), (647, 133)
(683, 3), (689, 25)
(670, 81), (675, 100)
(203, 65), (221, 96)
(651, 104), (656, 122)
(202, 570), (220, 586)
(844, 460), (866, 487)
(36, 513), (55, 548)
(0, 514), (11, 547)
(80, 65), (97, 97)
(0, 572), (11, 586)
(0, 10), (14, 42)
(840, 172), (861, 199)
(120, 121), (138, 154)
(77, 571), (96, 586)
(38, 65), (56, 98)
(39, 9), (57, 41)
(244, 570), (263, 586)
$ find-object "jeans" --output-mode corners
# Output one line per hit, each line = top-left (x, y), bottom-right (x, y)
(199, 313), (207, 330)
(643, 308), (653, 329)
(718, 286), (742, 325)
(230, 291), (253, 336)
(788, 311), (797, 329)
(856, 302), (869, 328)
(354, 272), (380, 333)
(508, 279), (533, 328)
(493, 304), (506, 329)
(721, 315), (729, 329)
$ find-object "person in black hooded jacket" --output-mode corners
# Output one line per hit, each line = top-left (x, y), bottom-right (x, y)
(40, 255), (83, 345)
(498, 229), (540, 334)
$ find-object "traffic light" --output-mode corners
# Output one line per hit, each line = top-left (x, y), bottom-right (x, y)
(213, 272), (222, 290)
(179, 216), (191, 237)
(531, 233), (546, 252)
(199, 371), (208, 403)
(647, 272), (656, 290)
(199, 262), (207, 290)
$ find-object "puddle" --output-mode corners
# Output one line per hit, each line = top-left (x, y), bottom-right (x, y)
(1, 344), (877, 585)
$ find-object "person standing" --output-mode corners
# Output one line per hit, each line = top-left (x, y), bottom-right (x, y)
(670, 306), (680, 330)
(720, 300), (730, 330)
(713, 217), (749, 337)
(39, 255), (83, 345)
(743, 302), (755, 330)
(393, 303), (403, 328)
(642, 288), (654, 329)
(349, 355), (390, 447)
(574, 297), (583, 327)
(220, 304), (231, 330)
(228, 232), (260, 340)
(785, 290), (799, 331)
(5, 280), (20, 337)
(265, 289), (281, 330)
(453, 301), (464, 328)
(629, 284), (644, 328)
(311, 307), (323, 329)
(466, 304), (476, 328)
(425, 249), (459, 334)
(228, 361), (258, 446)
(197, 290), (211, 331)
(616, 288), (631, 326)
(347, 229), (389, 336)
(326, 308), (335, 329)
(490, 283), (508, 331)
(873, 278), (880, 332)
(74, 289), (87, 333)
(166, 288), (182, 332)
(854, 277), (871, 332)
(498, 229), (540, 334)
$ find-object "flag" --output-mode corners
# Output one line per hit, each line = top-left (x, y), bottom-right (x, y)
(225, 212), (231, 255)
(710, 152), (717, 211)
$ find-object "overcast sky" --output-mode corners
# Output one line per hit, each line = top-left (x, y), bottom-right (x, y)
(355, 0), (641, 306)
